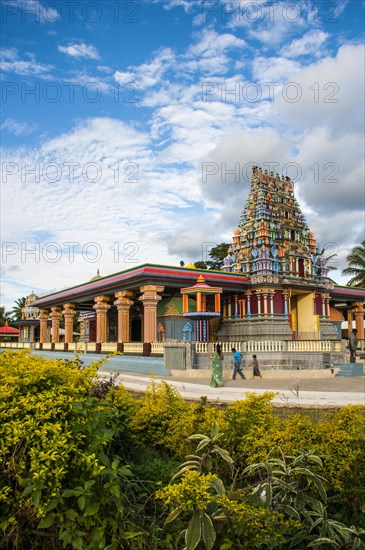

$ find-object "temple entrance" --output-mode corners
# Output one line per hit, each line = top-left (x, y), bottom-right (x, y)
(33, 325), (40, 342)
(131, 319), (142, 342)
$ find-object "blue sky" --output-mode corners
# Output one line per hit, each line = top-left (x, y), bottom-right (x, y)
(1, 0), (364, 307)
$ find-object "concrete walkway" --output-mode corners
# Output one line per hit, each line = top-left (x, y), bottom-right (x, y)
(100, 370), (365, 408)
(3, 348), (363, 407)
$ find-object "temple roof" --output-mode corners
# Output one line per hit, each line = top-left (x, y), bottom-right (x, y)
(0, 323), (19, 334)
(32, 264), (250, 308)
(30, 262), (365, 310)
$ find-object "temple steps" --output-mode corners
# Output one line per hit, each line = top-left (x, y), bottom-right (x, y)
(28, 350), (171, 377)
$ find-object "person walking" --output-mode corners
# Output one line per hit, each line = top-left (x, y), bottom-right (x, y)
(252, 354), (263, 378)
(231, 347), (246, 380)
(210, 344), (224, 387)
(349, 328), (358, 363)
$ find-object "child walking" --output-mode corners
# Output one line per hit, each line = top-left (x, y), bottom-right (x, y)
(252, 354), (263, 379)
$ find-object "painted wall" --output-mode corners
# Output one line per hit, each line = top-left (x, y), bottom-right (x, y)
(296, 292), (318, 337)
(273, 290), (285, 314)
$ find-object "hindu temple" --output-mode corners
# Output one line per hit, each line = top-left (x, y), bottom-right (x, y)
(13, 166), (364, 363)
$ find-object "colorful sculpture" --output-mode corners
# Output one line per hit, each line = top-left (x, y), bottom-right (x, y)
(223, 166), (330, 283)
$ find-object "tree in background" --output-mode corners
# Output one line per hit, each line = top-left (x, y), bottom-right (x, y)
(194, 243), (230, 271)
(11, 297), (27, 321)
(342, 241), (365, 287)
(0, 306), (13, 326)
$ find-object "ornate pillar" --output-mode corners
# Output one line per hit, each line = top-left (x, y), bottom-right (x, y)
(50, 307), (62, 343)
(347, 307), (353, 334)
(269, 290), (275, 317)
(256, 290), (262, 317)
(245, 291), (252, 318)
(325, 293), (330, 318)
(238, 298), (246, 318)
(320, 293), (327, 318)
(234, 295), (239, 318)
(139, 285), (164, 343)
(196, 291), (202, 311)
(62, 303), (76, 344)
(283, 290), (289, 318)
(183, 294), (189, 313)
(114, 291), (134, 343)
(352, 302), (364, 340)
(227, 298), (232, 319)
(214, 293), (221, 314)
(39, 309), (49, 343)
(262, 289), (268, 317)
(93, 296), (111, 343)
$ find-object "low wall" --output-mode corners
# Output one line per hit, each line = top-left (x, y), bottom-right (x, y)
(171, 368), (342, 379)
(192, 351), (347, 370)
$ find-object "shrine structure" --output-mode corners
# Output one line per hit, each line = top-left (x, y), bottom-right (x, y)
(14, 167), (364, 351)
(218, 166), (343, 341)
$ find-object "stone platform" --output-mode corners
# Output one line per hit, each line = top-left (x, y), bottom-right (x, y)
(335, 363), (364, 377)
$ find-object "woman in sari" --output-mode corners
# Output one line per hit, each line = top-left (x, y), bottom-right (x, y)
(210, 344), (223, 387)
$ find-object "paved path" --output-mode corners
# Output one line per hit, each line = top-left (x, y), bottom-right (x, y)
(3, 348), (363, 407)
(100, 371), (365, 408)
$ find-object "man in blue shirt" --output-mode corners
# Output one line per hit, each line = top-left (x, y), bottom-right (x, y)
(231, 347), (246, 380)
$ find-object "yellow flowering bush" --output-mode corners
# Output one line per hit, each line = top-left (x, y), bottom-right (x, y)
(0, 351), (137, 549)
(156, 470), (218, 512)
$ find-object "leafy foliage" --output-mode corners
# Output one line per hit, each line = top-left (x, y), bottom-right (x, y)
(0, 306), (13, 326)
(342, 240), (365, 287)
(0, 351), (155, 549)
(194, 243), (230, 271)
(1, 351), (364, 549)
(10, 296), (27, 321)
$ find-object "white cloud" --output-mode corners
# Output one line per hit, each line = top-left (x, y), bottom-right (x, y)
(252, 56), (301, 82)
(180, 29), (246, 76)
(274, 43), (365, 135)
(0, 48), (52, 75)
(0, 117), (206, 304)
(226, 0), (309, 46)
(1, 8), (364, 303)
(115, 47), (175, 89)
(147, 0), (195, 12)
(58, 43), (100, 60)
(294, 127), (365, 215)
(281, 30), (329, 59)
(1, 118), (36, 136)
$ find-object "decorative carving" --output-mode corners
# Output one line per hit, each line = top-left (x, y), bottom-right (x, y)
(227, 165), (322, 285)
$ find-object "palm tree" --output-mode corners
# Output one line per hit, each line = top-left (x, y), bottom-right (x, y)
(11, 297), (27, 321)
(342, 241), (365, 287)
(0, 306), (13, 326)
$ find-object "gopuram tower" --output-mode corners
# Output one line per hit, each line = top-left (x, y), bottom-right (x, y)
(219, 166), (337, 341)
